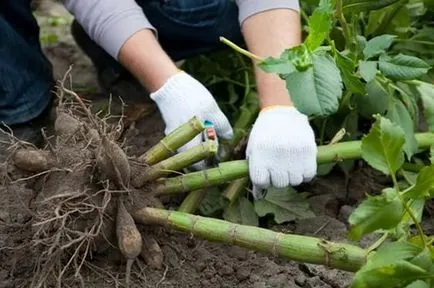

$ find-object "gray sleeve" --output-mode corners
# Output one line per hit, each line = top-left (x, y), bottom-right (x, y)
(62, 0), (156, 60)
(235, 0), (300, 25)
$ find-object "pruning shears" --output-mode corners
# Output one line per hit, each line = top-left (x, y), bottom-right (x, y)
(202, 120), (220, 167)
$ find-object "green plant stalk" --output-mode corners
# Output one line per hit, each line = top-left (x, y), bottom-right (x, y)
(137, 141), (218, 185)
(335, 0), (352, 49)
(138, 116), (204, 165)
(178, 189), (206, 214)
(154, 160), (249, 195)
(219, 37), (264, 62)
(133, 208), (367, 272)
(219, 94), (259, 162)
(155, 133), (434, 195)
(223, 177), (249, 204)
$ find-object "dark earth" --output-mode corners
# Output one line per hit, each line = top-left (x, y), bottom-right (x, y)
(1, 1), (433, 287)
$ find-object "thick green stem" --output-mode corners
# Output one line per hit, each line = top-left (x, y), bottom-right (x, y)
(138, 117), (204, 165)
(153, 160), (249, 195)
(155, 133), (434, 195)
(135, 141), (217, 186)
(178, 189), (206, 214)
(223, 177), (249, 204)
(335, 0), (352, 49)
(133, 208), (367, 272)
(219, 37), (264, 62)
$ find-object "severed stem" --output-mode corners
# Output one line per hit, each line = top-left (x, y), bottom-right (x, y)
(223, 177), (249, 204)
(138, 116), (204, 165)
(178, 189), (207, 214)
(133, 208), (367, 272)
(133, 141), (217, 187)
(154, 133), (434, 195)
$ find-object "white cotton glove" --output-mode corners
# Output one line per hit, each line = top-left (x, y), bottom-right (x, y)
(150, 71), (233, 169)
(246, 106), (317, 199)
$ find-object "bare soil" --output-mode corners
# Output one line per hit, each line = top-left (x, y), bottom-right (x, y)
(1, 2), (430, 288)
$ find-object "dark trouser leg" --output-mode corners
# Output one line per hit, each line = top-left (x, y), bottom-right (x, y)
(70, 0), (244, 93)
(0, 0), (54, 126)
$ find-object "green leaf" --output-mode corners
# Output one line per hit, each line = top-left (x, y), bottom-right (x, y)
(285, 52), (343, 116)
(343, 0), (401, 14)
(414, 81), (434, 132)
(223, 197), (259, 226)
(385, 98), (418, 159)
(336, 51), (366, 95)
(305, 0), (333, 51)
(363, 34), (396, 59)
(348, 189), (403, 240)
(254, 187), (315, 224)
(379, 54), (431, 80)
(354, 79), (389, 119)
(258, 57), (296, 75)
(410, 248), (433, 272)
(199, 187), (225, 216)
(351, 241), (429, 288)
(361, 115), (405, 175)
(406, 280), (429, 288)
(405, 165), (434, 199)
(359, 60), (378, 82)
(281, 44), (313, 71)
(401, 199), (425, 227)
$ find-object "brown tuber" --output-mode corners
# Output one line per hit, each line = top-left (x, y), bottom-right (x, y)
(140, 234), (163, 270)
(96, 136), (131, 188)
(13, 148), (51, 172)
(54, 111), (81, 136)
(116, 197), (142, 288)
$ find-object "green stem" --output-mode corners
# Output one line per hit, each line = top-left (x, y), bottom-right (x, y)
(402, 162), (425, 173)
(394, 39), (434, 46)
(335, 0), (352, 49)
(154, 160), (249, 195)
(155, 133), (434, 195)
(178, 189), (206, 214)
(219, 37), (264, 62)
(392, 174), (427, 248)
(134, 141), (218, 186)
(133, 208), (367, 272)
(223, 177), (249, 204)
(138, 116), (204, 165)
(367, 232), (389, 254)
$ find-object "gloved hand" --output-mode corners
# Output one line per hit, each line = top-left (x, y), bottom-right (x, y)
(150, 71), (233, 169)
(246, 106), (317, 199)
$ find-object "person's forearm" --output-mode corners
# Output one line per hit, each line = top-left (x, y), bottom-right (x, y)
(118, 29), (179, 92)
(241, 9), (302, 109)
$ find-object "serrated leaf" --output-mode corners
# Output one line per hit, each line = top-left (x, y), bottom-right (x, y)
(351, 241), (428, 288)
(405, 165), (434, 199)
(379, 54), (431, 80)
(361, 115), (406, 175)
(305, 0), (333, 51)
(414, 81), (434, 132)
(406, 280), (429, 288)
(348, 189), (403, 240)
(359, 60), (378, 82)
(354, 79), (389, 119)
(343, 0), (401, 14)
(258, 57), (296, 75)
(223, 197), (259, 226)
(385, 98), (418, 159)
(254, 187), (314, 224)
(363, 34), (396, 59)
(336, 51), (366, 95)
(285, 53), (343, 116)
